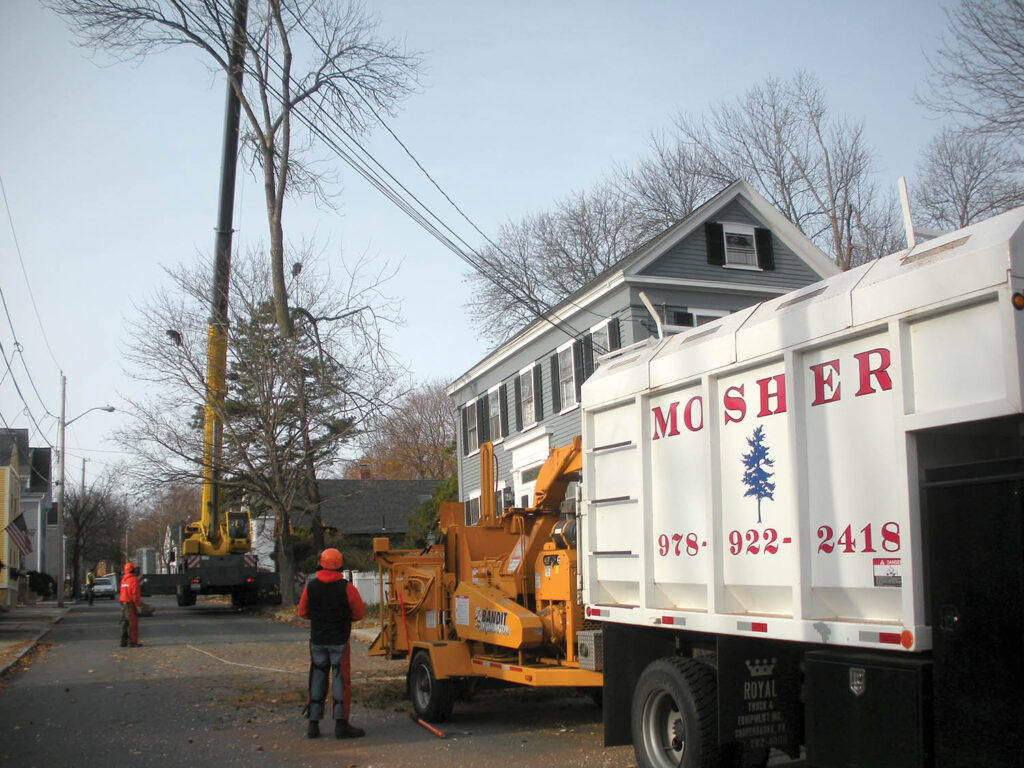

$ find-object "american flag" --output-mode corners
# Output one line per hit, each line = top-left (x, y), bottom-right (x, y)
(5, 514), (32, 556)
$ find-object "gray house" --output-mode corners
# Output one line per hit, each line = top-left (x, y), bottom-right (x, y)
(0, 429), (52, 574)
(448, 180), (838, 519)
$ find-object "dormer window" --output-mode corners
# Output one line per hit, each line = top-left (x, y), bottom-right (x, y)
(705, 221), (775, 270)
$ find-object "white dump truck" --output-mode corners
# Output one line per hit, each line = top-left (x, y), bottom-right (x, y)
(578, 207), (1024, 768)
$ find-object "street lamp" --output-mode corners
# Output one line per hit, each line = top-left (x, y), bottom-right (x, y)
(56, 373), (115, 607)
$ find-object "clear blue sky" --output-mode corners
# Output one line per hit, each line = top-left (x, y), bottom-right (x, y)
(1, 0), (950, 483)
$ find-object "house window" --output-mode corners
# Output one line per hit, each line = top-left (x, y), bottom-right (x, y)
(463, 401), (478, 454)
(465, 496), (481, 526)
(583, 320), (615, 380)
(488, 388), (501, 443)
(673, 309), (729, 327)
(518, 367), (536, 429)
(724, 223), (758, 266)
(558, 345), (576, 408)
(592, 322), (610, 357)
(705, 221), (775, 270)
(550, 341), (582, 412)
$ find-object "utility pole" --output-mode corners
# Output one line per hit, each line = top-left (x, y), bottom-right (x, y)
(56, 373), (66, 607)
(55, 381), (114, 607)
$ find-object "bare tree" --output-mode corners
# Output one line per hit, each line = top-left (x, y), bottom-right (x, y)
(466, 72), (899, 345)
(347, 380), (456, 480)
(848, 188), (906, 267)
(65, 470), (131, 596)
(673, 71), (890, 271)
(913, 128), (1024, 229)
(47, 0), (420, 338)
(119, 246), (403, 603)
(465, 182), (648, 345)
(615, 133), (723, 234)
(127, 483), (200, 568)
(920, 0), (1024, 145)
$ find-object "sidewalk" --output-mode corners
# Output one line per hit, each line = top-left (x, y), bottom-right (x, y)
(0, 600), (71, 677)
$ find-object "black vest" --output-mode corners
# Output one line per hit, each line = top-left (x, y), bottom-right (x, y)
(306, 577), (352, 646)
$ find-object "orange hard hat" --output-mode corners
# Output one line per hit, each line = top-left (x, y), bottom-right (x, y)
(319, 548), (343, 570)
(124, 562), (135, 573)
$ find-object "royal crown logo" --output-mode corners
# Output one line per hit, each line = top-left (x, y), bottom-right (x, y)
(745, 658), (777, 677)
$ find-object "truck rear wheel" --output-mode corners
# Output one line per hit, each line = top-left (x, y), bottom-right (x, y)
(407, 650), (455, 722)
(176, 585), (196, 607)
(631, 656), (718, 768)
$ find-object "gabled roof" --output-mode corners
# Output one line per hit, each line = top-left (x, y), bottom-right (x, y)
(307, 478), (444, 536)
(448, 180), (838, 394)
(0, 429), (28, 470)
(623, 180), (837, 278)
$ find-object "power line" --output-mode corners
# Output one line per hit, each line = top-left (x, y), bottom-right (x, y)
(0, 337), (55, 448)
(243, 43), (599, 348)
(0, 174), (61, 368)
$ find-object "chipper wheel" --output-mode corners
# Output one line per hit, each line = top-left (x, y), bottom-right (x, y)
(407, 650), (455, 723)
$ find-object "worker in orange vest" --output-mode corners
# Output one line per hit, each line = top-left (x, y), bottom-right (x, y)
(119, 562), (142, 647)
(298, 548), (365, 739)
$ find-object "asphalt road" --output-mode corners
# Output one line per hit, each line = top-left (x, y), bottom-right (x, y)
(0, 596), (635, 768)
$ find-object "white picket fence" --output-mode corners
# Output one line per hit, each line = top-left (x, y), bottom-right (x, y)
(345, 570), (385, 605)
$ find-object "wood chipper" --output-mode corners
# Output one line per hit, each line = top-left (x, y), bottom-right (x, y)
(370, 437), (602, 721)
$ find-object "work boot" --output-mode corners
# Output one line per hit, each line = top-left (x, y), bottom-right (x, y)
(334, 719), (365, 739)
(307, 720), (320, 739)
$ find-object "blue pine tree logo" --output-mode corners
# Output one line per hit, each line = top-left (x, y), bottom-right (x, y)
(741, 425), (775, 523)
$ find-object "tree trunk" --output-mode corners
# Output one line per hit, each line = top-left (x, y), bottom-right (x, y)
(275, 507), (298, 607)
(261, 137), (294, 339)
(270, 219), (294, 338)
(298, 376), (325, 553)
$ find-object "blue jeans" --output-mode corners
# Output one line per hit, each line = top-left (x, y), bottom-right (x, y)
(307, 642), (347, 721)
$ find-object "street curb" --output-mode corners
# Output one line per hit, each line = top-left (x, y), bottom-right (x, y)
(0, 614), (65, 678)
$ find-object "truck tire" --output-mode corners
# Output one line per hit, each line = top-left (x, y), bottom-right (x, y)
(407, 650), (455, 722)
(631, 656), (718, 768)
(176, 585), (196, 607)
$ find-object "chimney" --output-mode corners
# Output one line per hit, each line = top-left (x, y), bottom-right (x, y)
(359, 464), (371, 480)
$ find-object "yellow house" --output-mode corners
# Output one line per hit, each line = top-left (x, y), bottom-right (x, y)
(0, 439), (22, 610)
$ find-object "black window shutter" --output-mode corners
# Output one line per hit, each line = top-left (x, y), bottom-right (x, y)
(608, 318), (621, 350)
(477, 397), (488, 445)
(705, 222), (726, 265)
(573, 339), (584, 403)
(499, 382), (510, 437)
(583, 332), (595, 379)
(513, 376), (523, 431)
(533, 364), (544, 420)
(461, 405), (469, 456)
(755, 227), (775, 270)
(549, 354), (561, 413)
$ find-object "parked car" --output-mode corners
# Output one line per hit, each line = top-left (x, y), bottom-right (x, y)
(91, 575), (118, 600)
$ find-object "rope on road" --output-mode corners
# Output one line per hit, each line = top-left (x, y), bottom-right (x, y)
(187, 644), (303, 675)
